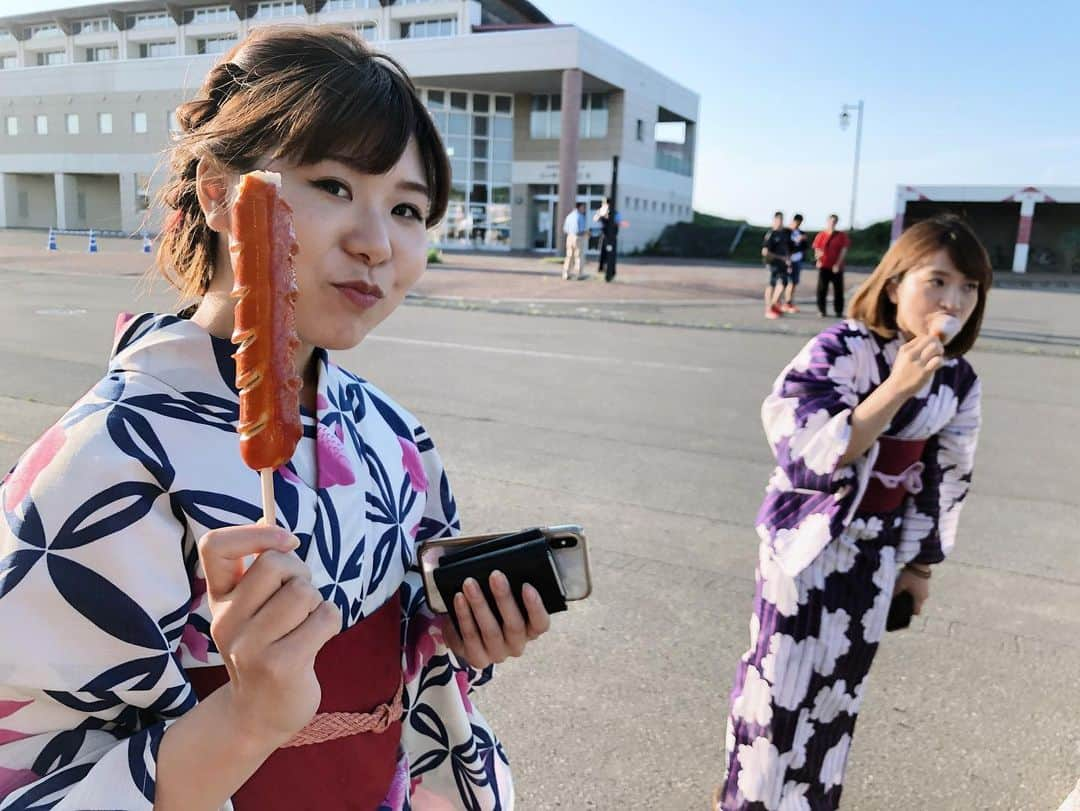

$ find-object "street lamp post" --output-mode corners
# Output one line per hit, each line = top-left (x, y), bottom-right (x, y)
(839, 100), (864, 230)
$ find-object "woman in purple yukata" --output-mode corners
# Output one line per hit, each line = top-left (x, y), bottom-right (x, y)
(0, 26), (551, 811)
(718, 215), (992, 810)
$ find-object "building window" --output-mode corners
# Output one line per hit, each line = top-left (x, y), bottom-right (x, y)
(197, 35), (237, 54)
(325, 0), (378, 9)
(77, 191), (87, 221)
(37, 51), (67, 66)
(636, 119), (644, 141)
(132, 112), (148, 134)
(139, 41), (178, 58)
(18, 191), (28, 219)
(126, 12), (173, 29)
(0, 31), (13, 41)
(29, 24), (61, 39)
(248, 2), (305, 20)
(187, 5), (233, 24)
(34, 115), (48, 135)
(354, 22), (378, 40)
(5, 116), (17, 136)
(1, 56), (16, 69)
(529, 94), (560, 139)
(422, 87), (512, 249)
(74, 17), (117, 34)
(86, 46), (118, 62)
(66, 113), (79, 134)
(579, 93), (608, 139)
(98, 112), (113, 134)
(168, 111), (180, 136)
(400, 18), (457, 39)
(136, 174), (152, 210)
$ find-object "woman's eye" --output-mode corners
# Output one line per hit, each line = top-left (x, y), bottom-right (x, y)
(393, 203), (424, 220)
(965, 282), (979, 292)
(313, 179), (351, 200)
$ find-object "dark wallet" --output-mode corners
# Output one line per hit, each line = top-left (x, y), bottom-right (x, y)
(886, 589), (915, 632)
(433, 529), (567, 629)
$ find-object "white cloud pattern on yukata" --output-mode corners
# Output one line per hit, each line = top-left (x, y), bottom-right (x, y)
(769, 466), (794, 493)
(828, 335), (879, 395)
(862, 547), (897, 644)
(819, 733), (852, 791)
(787, 409), (850, 475)
(813, 608), (852, 676)
(810, 679), (854, 724)
(762, 632), (813, 711)
(779, 781), (812, 811)
(772, 512), (832, 568)
(736, 737), (791, 811)
(733, 664), (773, 727)
(760, 543), (800, 617)
(763, 394), (799, 449)
(789, 708), (815, 770)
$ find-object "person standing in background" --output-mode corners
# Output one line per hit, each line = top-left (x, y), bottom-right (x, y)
(762, 211), (791, 319)
(814, 213), (852, 319)
(781, 214), (806, 313)
(562, 201), (588, 280)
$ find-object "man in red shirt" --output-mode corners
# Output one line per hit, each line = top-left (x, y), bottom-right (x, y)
(812, 213), (851, 318)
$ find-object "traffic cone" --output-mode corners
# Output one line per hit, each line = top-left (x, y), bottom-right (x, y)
(87, 229), (98, 254)
(47, 227), (57, 251)
(141, 232), (152, 253)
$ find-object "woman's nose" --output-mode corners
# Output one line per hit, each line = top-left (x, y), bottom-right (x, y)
(343, 217), (392, 267)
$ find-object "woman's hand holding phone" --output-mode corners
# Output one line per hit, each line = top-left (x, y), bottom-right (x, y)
(442, 570), (551, 668)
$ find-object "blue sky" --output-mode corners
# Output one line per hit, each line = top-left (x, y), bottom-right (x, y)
(3, 0), (1077, 228)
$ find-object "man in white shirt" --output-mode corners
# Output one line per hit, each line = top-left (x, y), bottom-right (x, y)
(562, 202), (588, 280)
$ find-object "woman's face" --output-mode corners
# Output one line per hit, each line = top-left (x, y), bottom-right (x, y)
(267, 139), (431, 351)
(887, 249), (980, 341)
(204, 138), (432, 353)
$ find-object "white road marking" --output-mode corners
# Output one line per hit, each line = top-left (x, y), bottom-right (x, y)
(365, 335), (713, 374)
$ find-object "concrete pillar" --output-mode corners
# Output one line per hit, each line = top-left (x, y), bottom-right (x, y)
(54, 172), (77, 230)
(118, 172), (140, 234)
(0, 173), (12, 228)
(556, 68), (582, 254)
(890, 192), (907, 243)
(1012, 198), (1035, 274)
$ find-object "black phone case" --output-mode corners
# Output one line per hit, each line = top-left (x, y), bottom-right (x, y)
(436, 527), (546, 568)
(886, 589), (915, 632)
(434, 536), (567, 631)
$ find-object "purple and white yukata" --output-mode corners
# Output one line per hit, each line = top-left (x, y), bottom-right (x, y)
(720, 319), (981, 811)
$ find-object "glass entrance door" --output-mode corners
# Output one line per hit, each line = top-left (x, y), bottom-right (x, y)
(533, 196), (559, 251)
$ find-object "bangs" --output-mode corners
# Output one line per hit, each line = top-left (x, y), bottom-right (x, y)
(281, 63), (414, 175)
(226, 30), (449, 226)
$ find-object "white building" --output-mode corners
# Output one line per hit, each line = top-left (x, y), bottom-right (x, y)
(0, 0), (699, 254)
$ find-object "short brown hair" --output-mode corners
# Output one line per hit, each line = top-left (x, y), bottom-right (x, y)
(155, 25), (450, 300)
(847, 214), (992, 357)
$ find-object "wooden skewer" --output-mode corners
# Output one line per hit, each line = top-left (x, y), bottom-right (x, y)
(260, 468), (276, 527)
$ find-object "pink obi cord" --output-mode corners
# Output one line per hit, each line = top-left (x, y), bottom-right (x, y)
(869, 461), (925, 495)
(282, 678), (404, 748)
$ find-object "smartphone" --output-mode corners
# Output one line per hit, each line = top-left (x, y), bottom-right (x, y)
(419, 525), (592, 614)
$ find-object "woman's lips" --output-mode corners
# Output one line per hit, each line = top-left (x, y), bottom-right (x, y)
(334, 281), (384, 310)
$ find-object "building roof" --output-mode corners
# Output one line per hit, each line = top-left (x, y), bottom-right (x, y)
(0, 1), (552, 28)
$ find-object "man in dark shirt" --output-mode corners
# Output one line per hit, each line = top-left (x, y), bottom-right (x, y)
(762, 211), (791, 319)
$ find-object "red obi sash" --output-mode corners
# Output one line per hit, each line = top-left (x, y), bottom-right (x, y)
(186, 589), (403, 810)
(856, 436), (928, 516)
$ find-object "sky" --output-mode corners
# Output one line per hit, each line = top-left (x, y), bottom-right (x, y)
(2, 0), (1078, 228)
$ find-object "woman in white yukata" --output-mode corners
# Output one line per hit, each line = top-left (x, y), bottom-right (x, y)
(718, 215), (992, 810)
(0, 26), (552, 811)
